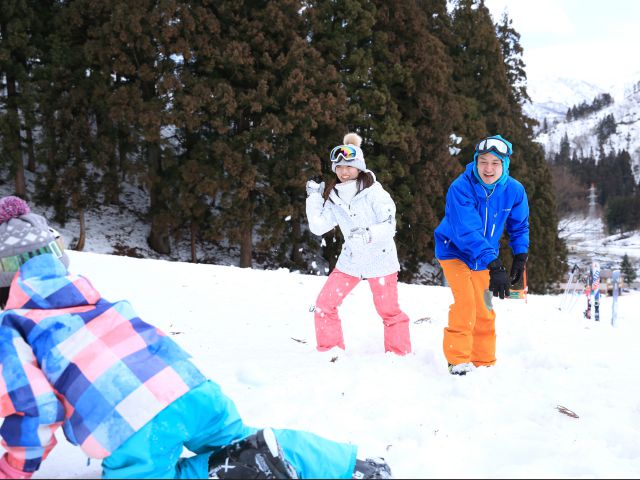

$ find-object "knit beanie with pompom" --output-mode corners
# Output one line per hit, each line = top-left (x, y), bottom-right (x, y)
(331, 132), (367, 173)
(0, 196), (69, 288)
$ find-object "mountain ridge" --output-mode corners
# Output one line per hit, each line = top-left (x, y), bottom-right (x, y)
(528, 75), (640, 181)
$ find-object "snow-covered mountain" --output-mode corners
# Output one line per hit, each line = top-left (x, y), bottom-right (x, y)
(524, 76), (607, 125)
(528, 75), (640, 181)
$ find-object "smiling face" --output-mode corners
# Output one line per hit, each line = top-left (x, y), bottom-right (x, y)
(476, 153), (503, 185)
(335, 165), (360, 182)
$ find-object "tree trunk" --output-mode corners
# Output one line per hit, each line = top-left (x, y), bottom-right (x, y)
(190, 222), (197, 263)
(148, 215), (171, 254)
(5, 74), (26, 198)
(239, 194), (254, 268)
(118, 127), (129, 182)
(26, 127), (36, 172)
(75, 207), (86, 251)
(239, 224), (253, 268)
(146, 142), (171, 254)
(96, 110), (120, 205)
(290, 207), (303, 266)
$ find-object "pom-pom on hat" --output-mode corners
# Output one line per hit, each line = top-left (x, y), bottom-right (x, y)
(0, 196), (30, 222)
(0, 196), (69, 288)
(330, 132), (367, 173)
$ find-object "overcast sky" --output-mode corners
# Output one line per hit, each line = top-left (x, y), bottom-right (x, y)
(483, 0), (640, 90)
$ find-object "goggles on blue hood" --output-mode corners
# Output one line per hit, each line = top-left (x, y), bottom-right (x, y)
(473, 135), (513, 189)
(475, 136), (512, 157)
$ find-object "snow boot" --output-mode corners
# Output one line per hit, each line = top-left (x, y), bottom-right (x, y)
(448, 362), (474, 375)
(352, 457), (393, 479)
(208, 428), (298, 479)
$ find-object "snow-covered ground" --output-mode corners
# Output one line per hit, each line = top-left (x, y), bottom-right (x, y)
(2, 175), (640, 478)
(2, 248), (640, 479)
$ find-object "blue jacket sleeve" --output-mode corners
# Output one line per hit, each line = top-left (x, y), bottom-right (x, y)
(506, 185), (530, 255)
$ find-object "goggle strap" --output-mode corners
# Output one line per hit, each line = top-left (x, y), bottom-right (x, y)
(0, 240), (64, 273)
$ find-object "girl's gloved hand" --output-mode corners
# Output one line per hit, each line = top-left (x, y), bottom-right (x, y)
(306, 180), (325, 197)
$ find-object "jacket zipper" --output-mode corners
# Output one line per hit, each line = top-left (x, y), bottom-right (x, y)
(483, 186), (497, 251)
(483, 186), (495, 236)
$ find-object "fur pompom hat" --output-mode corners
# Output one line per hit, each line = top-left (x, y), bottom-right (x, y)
(0, 196), (69, 288)
(330, 132), (367, 173)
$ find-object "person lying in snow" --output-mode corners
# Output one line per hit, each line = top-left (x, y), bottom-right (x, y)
(0, 196), (391, 479)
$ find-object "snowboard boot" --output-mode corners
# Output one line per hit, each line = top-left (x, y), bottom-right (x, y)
(448, 362), (474, 376)
(208, 428), (298, 479)
(352, 457), (393, 479)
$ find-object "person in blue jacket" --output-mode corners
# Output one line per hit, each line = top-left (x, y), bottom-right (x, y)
(434, 135), (530, 376)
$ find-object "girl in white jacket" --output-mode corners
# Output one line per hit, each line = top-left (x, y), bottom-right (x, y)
(305, 133), (412, 355)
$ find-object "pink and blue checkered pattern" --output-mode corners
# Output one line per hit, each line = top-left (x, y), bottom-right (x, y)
(0, 254), (206, 472)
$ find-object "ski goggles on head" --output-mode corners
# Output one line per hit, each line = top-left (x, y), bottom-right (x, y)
(0, 240), (64, 273)
(330, 145), (358, 163)
(475, 137), (512, 157)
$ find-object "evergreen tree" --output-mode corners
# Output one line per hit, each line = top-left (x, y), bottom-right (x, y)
(152, 1), (225, 263)
(250, 0), (347, 271)
(496, 11), (529, 106)
(447, 0), (565, 291)
(497, 7), (566, 293)
(303, 0), (377, 270)
(306, 0), (464, 280)
(605, 196), (635, 234)
(620, 253), (637, 285)
(0, 0), (50, 197)
(88, 0), (187, 254)
(191, 1), (347, 269)
(366, 0), (462, 279)
(448, 0), (510, 157)
(555, 133), (571, 165)
(596, 113), (616, 144)
(35, 1), (99, 247)
(597, 149), (635, 207)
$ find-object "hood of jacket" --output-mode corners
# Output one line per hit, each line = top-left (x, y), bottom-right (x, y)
(5, 253), (101, 310)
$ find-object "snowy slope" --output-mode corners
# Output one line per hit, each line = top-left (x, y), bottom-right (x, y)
(1, 250), (639, 479)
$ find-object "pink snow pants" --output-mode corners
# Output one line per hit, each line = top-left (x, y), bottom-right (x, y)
(314, 269), (412, 355)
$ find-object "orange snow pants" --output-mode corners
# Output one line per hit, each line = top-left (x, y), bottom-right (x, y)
(440, 259), (496, 367)
(314, 269), (412, 355)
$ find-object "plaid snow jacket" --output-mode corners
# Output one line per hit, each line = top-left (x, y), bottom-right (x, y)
(0, 254), (206, 473)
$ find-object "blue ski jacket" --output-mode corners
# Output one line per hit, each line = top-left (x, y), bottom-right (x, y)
(434, 162), (529, 270)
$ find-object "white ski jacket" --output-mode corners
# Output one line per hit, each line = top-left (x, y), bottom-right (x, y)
(306, 174), (400, 279)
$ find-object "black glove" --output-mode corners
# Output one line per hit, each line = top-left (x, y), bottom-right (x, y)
(510, 253), (528, 286)
(488, 259), (510, 299)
